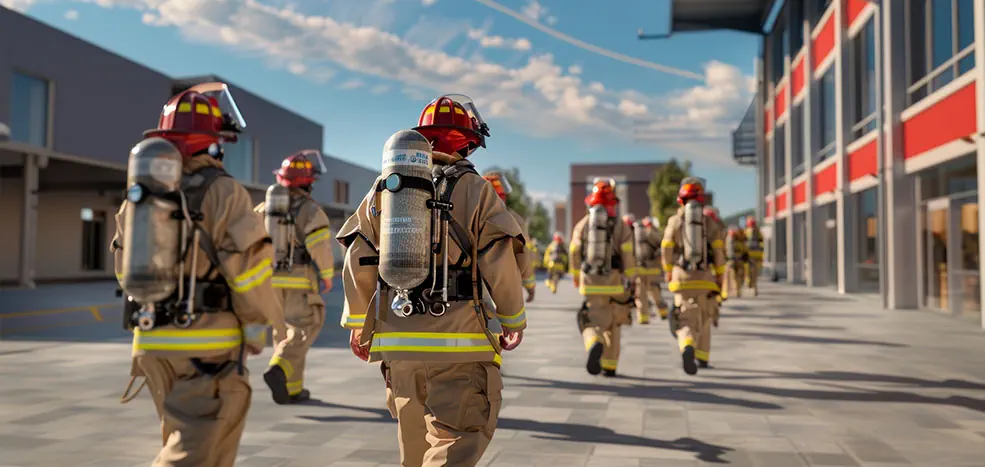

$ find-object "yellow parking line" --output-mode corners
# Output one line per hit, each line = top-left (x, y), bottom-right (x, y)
(1, 303), (119, 319)
(89, 307), (104, 321)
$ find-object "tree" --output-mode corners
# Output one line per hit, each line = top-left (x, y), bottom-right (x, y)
(647, 158), (692, 225)
(526, 202), (551, 245)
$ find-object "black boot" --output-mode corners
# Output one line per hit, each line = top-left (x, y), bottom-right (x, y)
(681, 345), (698, 375)
(602, 369), (618, 377)
(698, 359), (711, 369)
(586, 342), (604, 375)
(263, 366), (290, 405)
(288, 389), (311, 403)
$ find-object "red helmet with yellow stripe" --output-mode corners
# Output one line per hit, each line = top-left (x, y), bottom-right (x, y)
(275, 150), (327, 188)
(414, 94), (490, 156)
(144, 82), (246, 159)
(482, 170), (512, 201)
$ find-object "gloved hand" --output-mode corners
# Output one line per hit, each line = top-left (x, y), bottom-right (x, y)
(572, 274), (580, 288)
(525, 286), (536, 303)
(350, 329), (369, 361)
(321, 279), (333, 293)
(500, 330), (523, 351)
(665, 272), (672, 284)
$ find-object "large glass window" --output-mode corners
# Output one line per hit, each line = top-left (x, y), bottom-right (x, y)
(906, 0), (976, 104)
(856, 188), (880, 292)
(817, 69), (837, 161)
(850, 19), (878, 141)
(771, 21), (787, 84)
(774, 123), (787, 188)
(791, 104), (805, 176)
(9, 72), (50, 147)
(222, 136), (255, 183)
(789, 1), (804, 53)
(812, 0), (833, 24)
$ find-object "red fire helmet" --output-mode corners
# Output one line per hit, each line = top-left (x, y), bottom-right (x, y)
(413, 94), (490, 156)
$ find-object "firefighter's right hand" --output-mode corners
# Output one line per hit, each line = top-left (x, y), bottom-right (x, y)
(525, 286), (535, 303)
(321, 279), (334, 293)
(572, 274), (580, 288)
(500, 330), (523, 351)
(349, 330), (369, 361)
(665, 272), (672, 283)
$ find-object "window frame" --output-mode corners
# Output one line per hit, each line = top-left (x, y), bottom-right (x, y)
(8, 70), (54, 149)
(849, 18), (878, 141)
(816, 68), (837, 162)
(905, 0), (977, 105)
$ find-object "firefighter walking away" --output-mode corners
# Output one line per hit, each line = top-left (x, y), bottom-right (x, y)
(543, 232), (569, 293)
(112, 82), (284, 466)
(634, 216), (669, 323)
(256, 150), (335, 404)
(661, 177), (725, 376)
(570, 179), (636, 377)
(337, 94), (526, 467)
(484, 170), (537, 302)
(744, 217), (765, 296)
(725, 225), (748, 298)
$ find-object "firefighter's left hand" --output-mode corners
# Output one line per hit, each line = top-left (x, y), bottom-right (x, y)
(713, 319), (719, 328)
(349, 330), (369, 361)
(321, 279), (333, 293)
(525, 286), (535, 302)
(500, 330), (523, 351)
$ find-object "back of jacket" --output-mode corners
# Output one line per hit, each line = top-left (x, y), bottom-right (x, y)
(507, 208), (536, 290)
(637, 225), (664, 276)
(112, 156), (283, 359)
(569, 215), (636, 296)
(337, 155), (527, 366)
(661, 209), (726, 288)
(745, 227), (765, 261)
(255, 195), (335, 298)
(544, 240), (568, 270)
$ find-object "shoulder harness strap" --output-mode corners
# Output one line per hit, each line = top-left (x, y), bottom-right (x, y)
(180, 166), (231, 277)
(436, 160), (478, 266)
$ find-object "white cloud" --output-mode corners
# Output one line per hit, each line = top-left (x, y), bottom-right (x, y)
(468, 28), (532, 51)
(521, 0), (546, 21)
(0, 0), (36, 11)
(402, 87), (429, 100)
(567, 64), (582, 75)
(421, 0), (436, 5)
(528, 190), (566, 206)
(370, 84), (390, 95)
(64, 9), (80, 19)
(287, 61), (306, 75)
(83, 0), (751, 161)
(545, 15), (557, 25)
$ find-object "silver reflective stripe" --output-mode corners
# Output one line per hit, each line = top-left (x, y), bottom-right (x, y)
(243, 324), (268, 341)
(372, 336), (493, 350)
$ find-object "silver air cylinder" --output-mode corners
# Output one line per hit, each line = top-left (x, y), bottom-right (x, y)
(264, 184), (292, 270)
(682, 200), (705, 266)
(121, 137), (184, 305)
(584, 205), (609, 270)
(633, 221), (650, 262)
(379, 129), (434, 314)
(726, 233), (736, 259)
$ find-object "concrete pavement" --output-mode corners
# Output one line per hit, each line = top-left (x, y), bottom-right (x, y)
(0, 277), (984, 466)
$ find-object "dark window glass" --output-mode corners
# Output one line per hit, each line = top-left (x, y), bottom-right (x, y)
(817, 69), (836, 160)
(775, 123), (787, 188)
(9, 72), (49, 147)
(957, 0), (975, 73)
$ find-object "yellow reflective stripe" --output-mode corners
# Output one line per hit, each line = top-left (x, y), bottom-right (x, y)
(195, 103), (211, 115)
(522, 276), (536, 286)
(244, 324), (268, 347)
(749, 251), (764, 258)
(497, 307), (527, 330)
(601, 359), (618, 370)
(620, 242), (633, 252)
(115, 272), (124, 283)
(343, 313), (366, 329)
(713, 265), (728, 275)
(319, 268), (335, 279)
(695, 350), (709, 360)
(624, 267), (639, 277)
(711, 239), (724, 248)
(584, 335), (600, 351)
(287, 380), (304, 396)
(133, 328), (242, 351)
(638, 268), (663, 276)
(661, 240), (675, 248)
(269, 355), (295, 378)
(569, 242), (581, 256)
(569, 268), (581, 275)
(305, 228), (332, 248)
(662, 263), (674, 272)
(679, 336), (695, 351)
(579, 285), (624, 295)
(272, 276), (314, 290)
(177, 102), (192, 113)
(231, 258), (273, 293)
(371, 332), (498, 356)
(211, 106), (222, 118)
(667, 280), (720, 293)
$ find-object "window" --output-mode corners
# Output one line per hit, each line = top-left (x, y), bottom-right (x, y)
(812, 0), (833, 23)
(789, 0), (804, 53)
(817, 69), (837, 161)
(81, 208), (106, 271)
(222, 136), (255, 183)
(850, 19), (878, 140)
(791, 104), (805, 176)
(770, 23), (787, 84)
(9, 72), (50, 147)
(774, 123), (786, 188)
(334, 179), (350, 205)
(906, 0), (976, 104)
(856, 188), (879, 292)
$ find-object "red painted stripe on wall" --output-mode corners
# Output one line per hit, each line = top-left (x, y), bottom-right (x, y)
(812, 14), (835, 70)
(775, 191), (789, 212)
(793, 182), (807, 205)
(765, 198), (774, 217)
(775, 84), (788, 119)
(846, 0), (869, 27)
(792, 59), (806, 97)
(848, 139), (878, 181)
(902, 82), (978, 159)
(813, 163), (838, 195)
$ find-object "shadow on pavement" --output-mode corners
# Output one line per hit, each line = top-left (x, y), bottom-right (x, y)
(727, 331), (907, 348)
(297, 400), (735, 463)
(712, 368), (985, 390)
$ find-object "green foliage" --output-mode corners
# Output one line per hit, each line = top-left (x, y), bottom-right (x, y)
(526, 202), (551, 245)
(485, 165), (550, 244)
(647, 158), (693, 225)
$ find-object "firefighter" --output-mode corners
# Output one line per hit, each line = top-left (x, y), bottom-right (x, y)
(484, 170), (536, 302)
(661, 177), (725, 375)
(112, 82), (283, 466)
(255, 150), (335, 404)
(337, 95), (526, 467)
(543, 232), (569, 294)
(745, 217), (765, 296)
(635, 216), (669, 323)
(725, 226), (748, 298)
(570, 179), (636, 377)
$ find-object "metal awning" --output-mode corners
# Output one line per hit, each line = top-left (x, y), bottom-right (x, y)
(732, 94), (759, 166)
(671, 0), (773, 34)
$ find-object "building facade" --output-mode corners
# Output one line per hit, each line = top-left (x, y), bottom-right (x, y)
(553, 202), (567, 238)
(724, 0), (984, 329)
(568, 162), (664, 237)
(0, 6), (375, 286)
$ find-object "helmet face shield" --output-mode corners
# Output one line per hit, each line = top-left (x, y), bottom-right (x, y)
(443, 93), (489, 137)
(592, 177), (617, 188)
(296, 149), (328, 175)
(679, 176), (706, 190)
(186, 82), (247, 130)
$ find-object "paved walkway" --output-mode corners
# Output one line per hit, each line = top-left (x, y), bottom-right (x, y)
(0, 278), (984, 466)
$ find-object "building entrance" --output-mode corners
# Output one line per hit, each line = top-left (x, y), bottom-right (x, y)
(922, 194), (980, 319)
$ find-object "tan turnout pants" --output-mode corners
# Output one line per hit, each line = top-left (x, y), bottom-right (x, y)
(269, 288), (325, 395)
(745, 260), (761, 293)
(137, 355), (251, 467)
(581, 296), (631, 371)
(674, 290), (715, 362)
(635, 275), (669, 323)
(726, 261), (745, 298)
(383, 361), (504, 467)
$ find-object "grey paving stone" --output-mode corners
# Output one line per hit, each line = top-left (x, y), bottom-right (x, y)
(1, 280), (984, 466)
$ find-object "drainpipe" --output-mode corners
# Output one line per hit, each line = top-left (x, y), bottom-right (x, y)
(874, 3), (887, 306)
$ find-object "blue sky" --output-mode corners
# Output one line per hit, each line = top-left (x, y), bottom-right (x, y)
(9, 0), (759, 216)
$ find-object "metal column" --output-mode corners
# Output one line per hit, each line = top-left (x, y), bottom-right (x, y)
(19, 152), (38, 288)
(834, 0), (858, 294)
